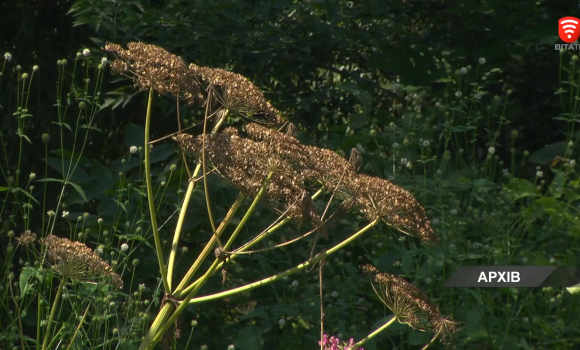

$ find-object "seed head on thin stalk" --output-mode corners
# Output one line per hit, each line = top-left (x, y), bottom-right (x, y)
(361, 264), (460, 346)
(244, 122), (359, 193)
(188, 65), (283, 123)
(15, 230), (37, 246)
(172, 132), (325, 236)
(41, 235), (123, 288)
(104, 42), (203, 106)
(351, 175), (436, 243)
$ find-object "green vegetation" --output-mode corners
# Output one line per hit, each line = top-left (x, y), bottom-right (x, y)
(1, 1), (579, 349)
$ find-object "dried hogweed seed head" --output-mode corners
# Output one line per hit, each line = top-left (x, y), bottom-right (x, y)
(360, 264), (459, 345)
(172, 132), (325, 236)
(243, 123), (309, 169)
(188, 64), (282, 123)
(15, 231), (37, 246)
(104, 42), (203, 106)
(40, 235), (123, 288)
(350, 174), (436, 243)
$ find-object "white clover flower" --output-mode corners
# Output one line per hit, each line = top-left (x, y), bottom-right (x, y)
(121, 243), (129, 252)
(29, 172), (36, 180)
(291, 280), (299, 288)
(474, 93), (481, 100)
(392, 142), (400, 149)
(331, 291), (339, 298)
(502, 169), (510, 177)
(4, 52), (12, 61)
(62, 211), (69, 218)
(570, 159), (576, 167)
(435, 102), (441, 107)
(436, 169), (442, 175)
(422, 140), (430, 147)
(479, 57), (486, 65)
(523, 317), (529, 324)
(455, 91), (462, 98)
(488, 146), (495, 154)
(425, 277), (432, 284)
(130, 145), (138, 154)
(460, 67), (467, 74)
(536, 171), (543, 178)
(47, 210), (55, 217)
(101, 57), (108, 65)
(432, 218), (440, 224)
(522, 257), (528, 263)
(82, 49), (90, 57)
(549, 257), (556, 264)
(450, 209), (458, 215)
(96, 245), (105, 254)
(278, 318), (286, 327)
(227, 345), (235, 350)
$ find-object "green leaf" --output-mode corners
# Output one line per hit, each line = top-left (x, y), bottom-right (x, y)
(0, 186), (8, 191)
(124, 123), (145, 149)
(20, 267), (36, 296)
(548, 169), (566, 199)
(508, 178), (539, 200)
(44, 157), (92, 183)
(150, 144), (176, 163)
(37, 178), (87, 203)
(14, 187), (40, 205)
(529, 142), (568, 165)
(234, 326), (263, 350)
(68, 182), (88, 203)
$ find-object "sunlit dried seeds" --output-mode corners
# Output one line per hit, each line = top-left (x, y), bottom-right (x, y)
(361, 264), (459, 345)
(16, 231), (37, 245)
(41, 235), (123, 288)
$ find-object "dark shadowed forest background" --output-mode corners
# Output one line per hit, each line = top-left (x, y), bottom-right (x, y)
(1, 0), (580, 349)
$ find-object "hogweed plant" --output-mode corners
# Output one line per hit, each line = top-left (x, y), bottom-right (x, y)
(103, 42), (457, 349)
(0, 41), (461, 349)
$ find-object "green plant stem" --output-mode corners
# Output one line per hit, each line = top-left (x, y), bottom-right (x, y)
(66, 303), (90, 350)
(144, 87), (170, 293)
(166, 180), (195, 290)
(175, 171), (276, 297)
(178, 188), (324, 296)
(42, 278), (65, 350)
(141, 172), (276, 349)
(353, 315), (397, 349)
(173, 193), (244, 293)
(166, 109), (228, 290)
(137, 302), (174, 350)
(186, 219), (379, 306)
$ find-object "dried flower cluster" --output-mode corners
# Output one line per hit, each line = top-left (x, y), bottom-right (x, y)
(189, 64), (282, 122)
(361, 264), (459, 345)
(41, 235), (123, 288)
(105, 42), (281, 122)
(172, 132), (325, 236)
(105, 42), (202, 106)
(15, 230), (37, 245)
(243, 123), (435, 242)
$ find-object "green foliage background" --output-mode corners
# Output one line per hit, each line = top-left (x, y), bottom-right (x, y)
(1, 0), (580, 349)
